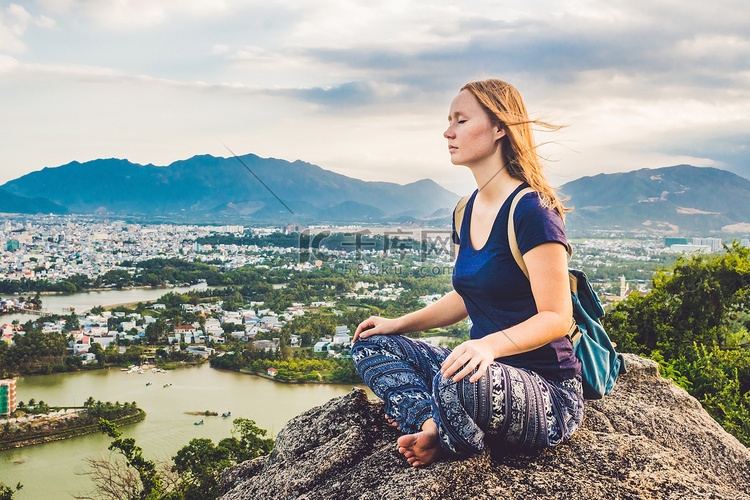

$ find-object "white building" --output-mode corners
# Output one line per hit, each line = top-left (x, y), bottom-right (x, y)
(314, 340), (330, 353)
(80, 352), (97, 365)
(692, 237), (722, 252)
(332, 333), (351, 344)
(91, 335), (116, 349)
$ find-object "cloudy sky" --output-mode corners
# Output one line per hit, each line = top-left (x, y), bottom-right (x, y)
(1, 0), (748, 195)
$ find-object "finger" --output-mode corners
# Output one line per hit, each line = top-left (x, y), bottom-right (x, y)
(356, 319), (376, 340)
(440, 350), (465, 375)
(468, 361), (490, 383)
(452, 360), (479, 383)
(353, 323), (367, 343)
(442, 352), (473, 379)
(354, 319), (372, 336)
(440, 346), (464, 367)
(358, 326), (376, 339)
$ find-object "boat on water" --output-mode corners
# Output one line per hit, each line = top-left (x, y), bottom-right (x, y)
(194, 420), (204, 425)
(221, 411), (231, 418)
(146, 382), (152, 386)
(163, 383), (172, 388)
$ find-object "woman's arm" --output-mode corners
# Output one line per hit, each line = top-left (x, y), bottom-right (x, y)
(441, 241), (572, 383)
(353, 290), (469, 342)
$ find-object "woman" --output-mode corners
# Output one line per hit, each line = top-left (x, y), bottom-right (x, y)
(351, 79), (583, 467)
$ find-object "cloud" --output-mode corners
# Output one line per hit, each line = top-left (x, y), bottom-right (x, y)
(0, 3), (44, 53)
(37, 0), (232, 27)
(267, 81), (383, 107)
(0, 53), (18, 73)
(3, 0), (750, 188)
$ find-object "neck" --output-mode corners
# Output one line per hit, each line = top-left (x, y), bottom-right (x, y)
(470, 163), (521, 204)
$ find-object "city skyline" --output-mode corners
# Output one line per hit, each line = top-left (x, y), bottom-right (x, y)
(1, 0), (748, 196)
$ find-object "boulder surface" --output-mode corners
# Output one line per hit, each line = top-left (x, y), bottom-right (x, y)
(219, 354), (750, 500)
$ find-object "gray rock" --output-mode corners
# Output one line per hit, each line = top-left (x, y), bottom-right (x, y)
(219, 354), (750, 500)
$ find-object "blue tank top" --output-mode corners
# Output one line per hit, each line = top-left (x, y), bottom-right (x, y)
(451, 183), (581, 381)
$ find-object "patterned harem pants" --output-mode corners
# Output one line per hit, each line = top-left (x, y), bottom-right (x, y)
(351, 334), (584, 457)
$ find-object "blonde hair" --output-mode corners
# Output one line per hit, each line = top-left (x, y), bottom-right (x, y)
(460, 79), (570, 218)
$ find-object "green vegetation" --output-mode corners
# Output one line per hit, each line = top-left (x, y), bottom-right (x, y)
(172, 418), (273, 500)
(86, 417), (273, 500)
(1, 399), (144, 451)
(97, 418), (173, 500)
(604, 242), (750, 446)
(0, 482), (22, 500)
(0, 329), (69, 377)
(211, 343), (362, 384)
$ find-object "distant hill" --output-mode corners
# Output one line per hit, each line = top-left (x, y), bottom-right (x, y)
(0, 155), (460, 223)
(0, 188), (67, 215)
(560, 165), (750, 232)
(3, 158), (749, 232)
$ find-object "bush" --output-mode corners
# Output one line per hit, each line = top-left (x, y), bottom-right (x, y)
(604, 243), (750, 446)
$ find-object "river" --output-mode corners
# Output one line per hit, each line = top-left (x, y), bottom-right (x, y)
(0, 365), (368, 499)
(2, 283), (212, 324)
(0, 284), (373, 498)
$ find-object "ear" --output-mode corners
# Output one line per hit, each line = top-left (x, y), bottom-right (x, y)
(495, 127), (506, 140)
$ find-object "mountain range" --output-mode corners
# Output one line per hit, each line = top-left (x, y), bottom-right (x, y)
(559, 165), (750, 233)
(2, 155), (750, 233)
(0, 155), (458, 223)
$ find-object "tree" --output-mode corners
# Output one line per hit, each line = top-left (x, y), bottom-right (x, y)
(94, 419), (178, 500)
(171, 418), (273, 499)
(0, 482), (22, 500)
(223, 417), (274, 462)
(65, 312), (80, 331)
(606, 243), (750, 360)
(171, 439), (230, 500)
(604, 242), (750, 446)
(146, 320), (168, 345)
(89, 343), (105, 366)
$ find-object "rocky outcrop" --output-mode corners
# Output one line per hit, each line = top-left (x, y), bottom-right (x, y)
(218, 354), (750, 500)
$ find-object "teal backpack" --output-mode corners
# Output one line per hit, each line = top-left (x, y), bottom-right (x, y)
(454, 187), (627, 399)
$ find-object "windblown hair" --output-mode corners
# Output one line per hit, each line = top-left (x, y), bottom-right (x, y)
(460, 79), (570, 218)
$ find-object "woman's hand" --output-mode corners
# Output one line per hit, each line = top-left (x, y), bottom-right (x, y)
(353, 316), (402, 343)
(440, 337), (494, 383)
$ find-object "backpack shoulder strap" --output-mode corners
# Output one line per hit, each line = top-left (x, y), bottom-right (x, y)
(453, 195), (472, 243)
(507, 187), (535, 279)
(508, 188), (579, 342)
(507, 187), (573, 279)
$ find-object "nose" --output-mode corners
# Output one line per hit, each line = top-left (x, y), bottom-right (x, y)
(444, 125), (454, 139)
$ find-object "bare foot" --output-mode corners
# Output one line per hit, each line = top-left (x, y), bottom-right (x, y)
(396, 418), (442, 467)
(384, 414), (401, 430)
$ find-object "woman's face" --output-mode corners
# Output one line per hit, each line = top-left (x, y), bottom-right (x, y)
(444, 90), (505, 168)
